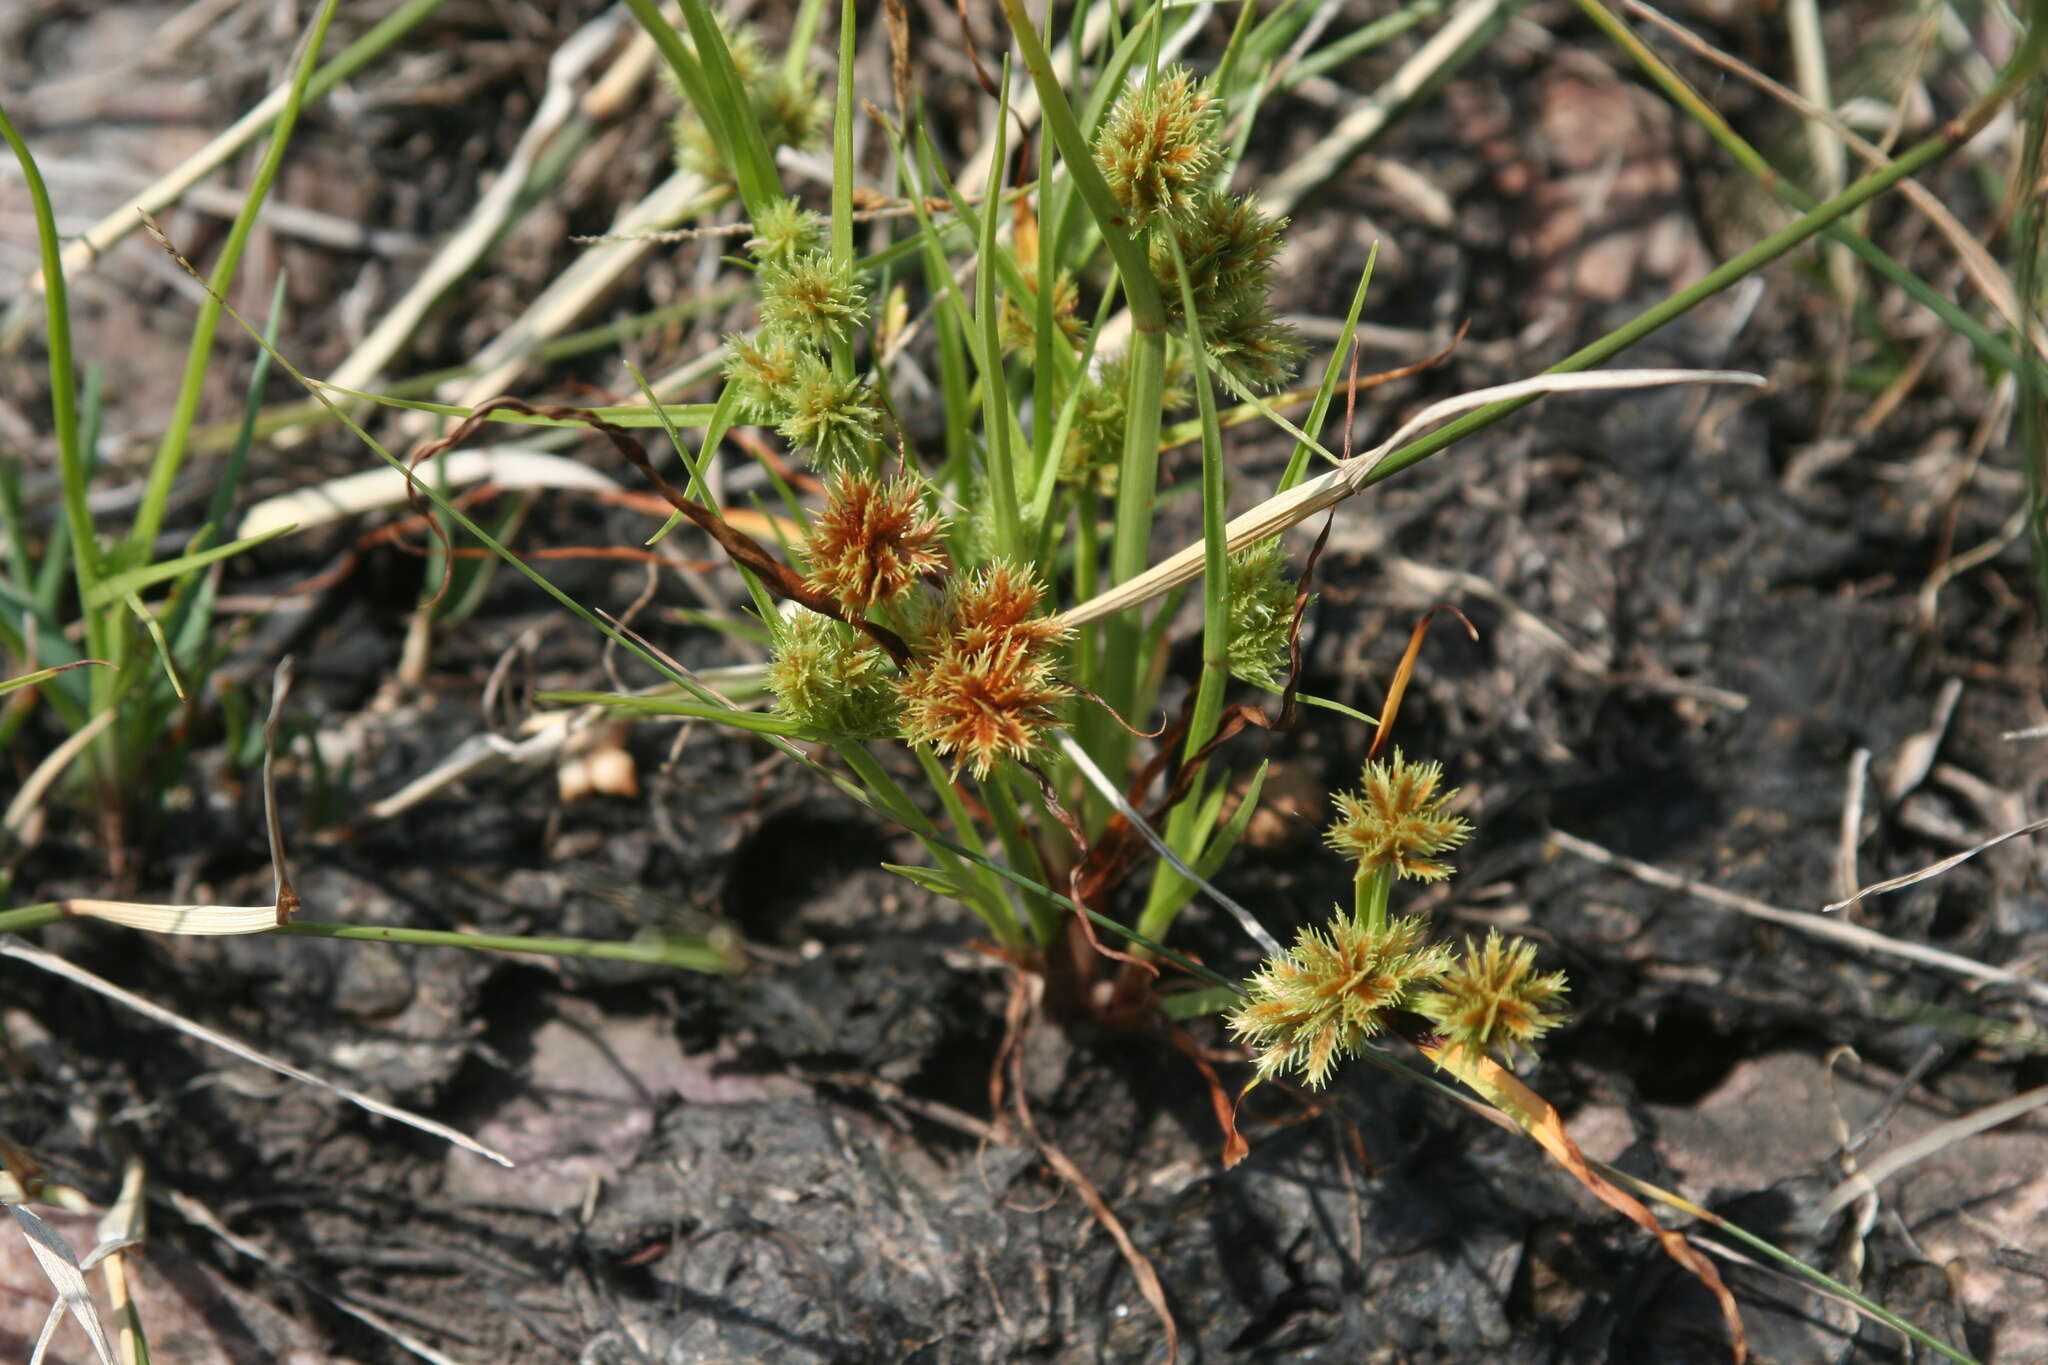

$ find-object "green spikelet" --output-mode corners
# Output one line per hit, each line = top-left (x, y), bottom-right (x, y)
(1225, 539), (1302, 689)
(1093, 66), (1217, 229)
(765, 608), (901, 739)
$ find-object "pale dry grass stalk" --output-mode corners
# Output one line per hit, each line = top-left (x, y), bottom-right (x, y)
(1058, 368), (1763, 630)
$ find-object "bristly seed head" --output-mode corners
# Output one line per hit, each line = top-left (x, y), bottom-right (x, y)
(765, 606), (901, 740)
(1225, 539), (1302, 690)
(722, 331), (805, 423)
(895, 561), (1071, 779)
(1227, 912), (1453, 1088)
(1323, 749), (1473, 883)
(1155, 192), (1302, 393)
(1415, 930), (1570, 1065)
(758, 250), (868, 348)
(804, 472), (948, 614)
(929, 560), (1070, 656)
(1094, 66), (1217, 229)
(776, 352), (882, 471)
(747, 198), (826, 265)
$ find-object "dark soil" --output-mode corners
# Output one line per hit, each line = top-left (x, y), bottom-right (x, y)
(4, 3), (2046, 1363)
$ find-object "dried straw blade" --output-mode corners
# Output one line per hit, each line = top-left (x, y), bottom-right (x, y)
(1059, 368), (1764, 630)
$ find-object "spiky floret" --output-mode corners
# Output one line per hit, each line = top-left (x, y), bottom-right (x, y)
(804, 472), (948, 614)
(1228, 912), (1454, 1088)
(765, 607), (901, 739)
(927, 560), (1069, 655)
(776, 352), (882, 471)
(1093, 66), (1217, 228)
(1415, 931), (1570, 1064)
(896, 560), (1071, 779)
(1323, 749), (1473, 882)
(1154, 192), (1302, 393)
(1226, 539), (1302, 689)
(722, 331), (805, 422)
(1154, 193), (1287, 319)
(758, 250), (867, 348)
(896, 637), (1070, 779)
(747, 198), (825, 265)
(1205, 310), (1304, 394)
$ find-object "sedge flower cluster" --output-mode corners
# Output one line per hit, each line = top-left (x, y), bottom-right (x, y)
(1230, 752), (1569, 1087)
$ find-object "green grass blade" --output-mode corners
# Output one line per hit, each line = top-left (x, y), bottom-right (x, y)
(0, 660), (113, 699)
(0, 101), (95, 588)
(975, 61), (1025, 560)
(83, 526), (296, 610)
(121, 590), (184, 700)
(130, 0), (341, 559)
(626, 0), (781, 220)
(1280, 243), (1376, 492)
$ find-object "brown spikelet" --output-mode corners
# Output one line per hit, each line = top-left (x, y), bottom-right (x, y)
(897, 638), (1071, 779)
(934, 561), (1068, 653)
(804, 473), (948, 614)
(896, 560), (1071, 779)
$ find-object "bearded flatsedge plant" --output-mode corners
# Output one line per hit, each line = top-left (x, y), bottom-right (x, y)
(8, 1), (2043, 1361)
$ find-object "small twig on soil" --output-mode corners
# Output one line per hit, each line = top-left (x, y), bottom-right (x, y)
(1818, 1082), (2048, 1218)
(1546, 828), (2048, 1007)
(1824, 815), (2048, 916)
(167, 1188), (478, 1365)
(0, 939), (513, 1165)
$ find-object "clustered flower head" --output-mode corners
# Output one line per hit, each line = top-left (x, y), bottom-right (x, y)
(896, 561), (1071, 779)
(1228, 914), (1451, 1088)
(745, 198), (825, 264)
(804, 472), (948, 615)
(765, 606), (901, 740)
(1229, 752), (1571, 1089)
(1094, 65), (1217, 229)
(1225, 539), (1302, 689)
(1156, 192), (1302, 393)
(1323, 749), (1474, 883)
(773, 353), (882, 472)
(1415, 931), (1570, 1064)
(759, 251), (867, 348)
(723, 331), (805, 422)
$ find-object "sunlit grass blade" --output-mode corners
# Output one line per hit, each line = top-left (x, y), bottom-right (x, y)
(82, 527), (296, 611)
(1280, 244), (1376, 492)
(130, 0), (342, 560)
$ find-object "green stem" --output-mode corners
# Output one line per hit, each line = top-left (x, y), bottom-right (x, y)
(829, 0), (857, 381)
(834, 741), (1030, 955)
(132, 0), (341, 557)
(0, 105), (93, 585)
(1356, 865), (1393, 935)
